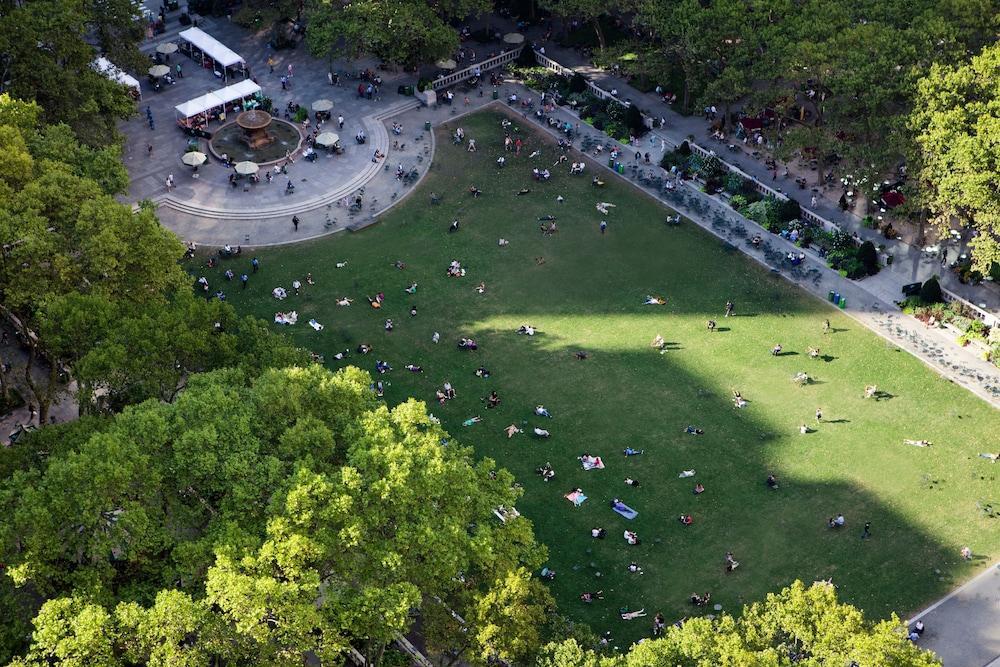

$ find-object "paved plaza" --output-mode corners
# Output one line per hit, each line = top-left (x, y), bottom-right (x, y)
(117, 14), (1000, 666)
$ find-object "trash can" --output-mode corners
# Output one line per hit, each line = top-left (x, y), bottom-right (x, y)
(839, 297), (847, 309)
(492, 90), (499, 100)
(833, 292), (840, 305)
(424, 121), (431, 131)
(608, 158), (615, 168)
(618, 164), (625, 174)
(828, 290), (835, 302)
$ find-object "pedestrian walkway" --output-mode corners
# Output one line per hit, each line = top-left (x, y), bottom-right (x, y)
(909, 563), (1000, 667)
(514, 33), (1000, 314)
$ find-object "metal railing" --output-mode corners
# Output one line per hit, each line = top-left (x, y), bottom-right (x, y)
(431, 46), (525, 91)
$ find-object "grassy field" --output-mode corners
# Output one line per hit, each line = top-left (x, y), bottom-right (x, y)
(196, 108), (1000, 646)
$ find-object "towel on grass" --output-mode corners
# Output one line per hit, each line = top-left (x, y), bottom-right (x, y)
(309, 319), (324, 331)
(565, 490), (588, 506)
(612, 501), (638, 520)
(581, 455), (605, 470)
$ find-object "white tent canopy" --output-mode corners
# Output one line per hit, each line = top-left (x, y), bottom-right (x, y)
(178, 26), (244, 69)
(92, 57), (141, 99)
(174, 80), (262, 119)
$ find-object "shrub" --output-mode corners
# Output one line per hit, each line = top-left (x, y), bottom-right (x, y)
(591, 116), (606, 131)
(604, 121), (626, 140)
(857, 241), (879, 276)
(698, 154), (725, 180)
(293, 106), (308, 122)
(624, 103), (646, 136)
(416, 77), (432, 92)
(729, 194), (749, 211)
(569, 73), (588, 94)
(517, 45), (536, 66)
(777, 198), (801, 224)
(660, 151), (686, 171)
(677, 141), (692, 156)
(725, 173), (744, 194)
(920, 277), (944, 304)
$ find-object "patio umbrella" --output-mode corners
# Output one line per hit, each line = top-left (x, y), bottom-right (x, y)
(503, 32), (524, 44)
(312, 99), (334, 112)
(436, 59), (457, 70)
(148, 64), (170, 78)
(315, 132), (340, 147)
(156, 42), (178, 55)
(181, 151), (207, 167)
(234, 161), (259, 176)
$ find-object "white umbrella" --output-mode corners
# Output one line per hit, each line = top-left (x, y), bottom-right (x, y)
(234, 161), (259, 176)
(156, 42), (178, 55)
(181, 151), (207, 166)
(312, 99), (334, 112)
(436, 59), (457, 70)
(148, 64), (170, 78)
(503, 33), (524, 44)
(315, 132), (340, 147)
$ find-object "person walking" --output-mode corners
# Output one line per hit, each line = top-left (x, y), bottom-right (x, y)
(599, 221), (607, 234)
(725, 300), (734, 317)
(176, 63), (183, 78)
(861, 521), (871, 539)
(292, 215), (299, 231)
(338, 114), (344, 129)
(251, 257), (260, 273)
(815, 407), (822, 422)
(810, 195), (817, 208)
(241, 273), (248, 288)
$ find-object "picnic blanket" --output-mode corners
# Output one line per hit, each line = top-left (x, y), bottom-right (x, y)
(308, 319), (324, 331)
(581, 456), (605, 470)
(565, 490), (588, 506)
(274, 311), (298, 325)
(612, 501), (638, 520)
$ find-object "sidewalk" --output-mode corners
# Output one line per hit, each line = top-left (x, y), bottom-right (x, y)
(518, 34), (1000, 314)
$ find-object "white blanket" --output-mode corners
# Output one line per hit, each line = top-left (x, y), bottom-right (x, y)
(309, 319), (324, 331)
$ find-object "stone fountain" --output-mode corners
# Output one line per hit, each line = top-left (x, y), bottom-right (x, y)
(236, 109), (275, 150)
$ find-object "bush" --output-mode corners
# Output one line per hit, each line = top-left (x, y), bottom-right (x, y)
(517, 45), (536, 66)
(842, 258), (867, 279)
(724, 173), (745, 194)
(293, 106), (308, 122)
(777, 198), (801, 224)
(698, 154), (725, 181)
(677, 140), (692, 156)
(569, 73), (587, 94)
(920, 277), (944, 304)
(604, 121), (626, 140)
(857, 241), (879, 276)
(416, 77), (432, 92)
(729, 194), (749, 211)
(659, 151), (686, 171)
(624, 103), (646, 137)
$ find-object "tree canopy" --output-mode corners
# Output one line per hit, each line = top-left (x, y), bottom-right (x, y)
(0, 365), (549, 665)
(538, 581), (939, 666)
(910, 42), (1000, 271)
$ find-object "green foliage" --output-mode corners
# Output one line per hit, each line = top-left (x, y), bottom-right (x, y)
(857, 240), (880, 276)
(293, 106), (309, 123)
(724, 172), (745, 195)
(1, 366), (547, 664)
(911, 43), (1000, 272)
(777, 197), (802, 224)
(623, 103), (646, 137)
(569, 73), (588, 94)
(920, 276), (944, 304)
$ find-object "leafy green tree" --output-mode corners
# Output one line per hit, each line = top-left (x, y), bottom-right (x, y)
(1, 366), (547, 665)
(542, 0), (615, 51)
(0, 1), (140, 144)
(305, 0), (488, 69)
(910, 43), (1000, 270)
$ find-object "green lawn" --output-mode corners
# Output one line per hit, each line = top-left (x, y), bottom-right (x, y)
(196, 109), (1000, 647)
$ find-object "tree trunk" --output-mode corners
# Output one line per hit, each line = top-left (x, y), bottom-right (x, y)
(591, 17), (605, 51)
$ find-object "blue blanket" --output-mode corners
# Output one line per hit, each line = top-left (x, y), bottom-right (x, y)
(612, 502), (638, 520)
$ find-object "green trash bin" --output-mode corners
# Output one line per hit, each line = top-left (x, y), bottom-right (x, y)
(492, 90), (499, 100)
(608, 158), (615, 168)
(828, 290), (835, 302)
(839, 297), (847, 309)
(424, 121), (431, 131)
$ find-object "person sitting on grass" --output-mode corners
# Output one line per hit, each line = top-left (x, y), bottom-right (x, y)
(689, 592), (711, 606)
(651, 334), (666, 350)
(475, 366), (491, 378)
(771, 343), (783, 356)
(536, 462), (555, 481)
(624, 530), (639, 545)
(828, 514), (845, 529)
(800, 423), (811, 434)
(625, 477), (640, 487)
(733, 390), (748, 408)
(485, 391), (501, 408)
(679, 514), (693, 526)
(707, 319), (717, 332)
(469, 185), (482, 197)
(517, 324), (536, 336)
(580, 591), (604, 603)
(725, 551), (739, 572)
(458, 337), (478, 350)
(591, 527), (606, 539)
(766, 473), (779, 489)
(627, 562), (643, 574)
(384, 319), (393, 331)
(808, 346), (820, 359)
(476, 282), (487, 294)
(693, 483), (705, 495)
(443, 382), (456, 399)
(864, 384), (878, 399)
